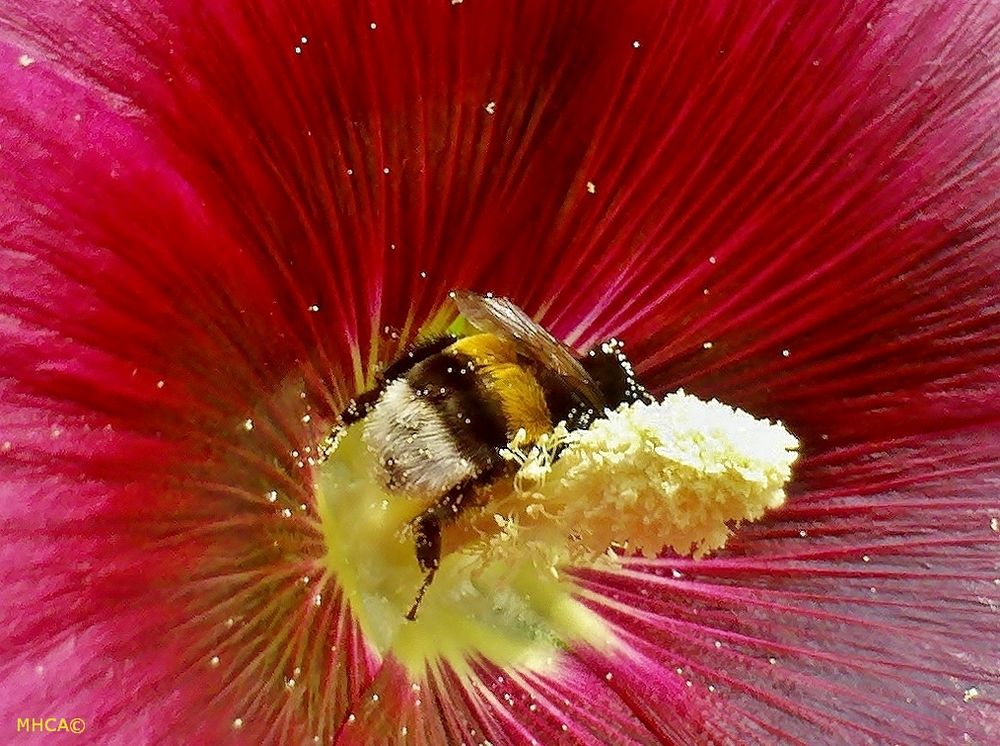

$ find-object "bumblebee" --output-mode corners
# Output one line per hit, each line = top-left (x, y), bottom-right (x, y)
(336, 291), (652, 618)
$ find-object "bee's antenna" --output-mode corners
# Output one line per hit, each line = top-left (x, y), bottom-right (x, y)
(405, 569), (437, 621)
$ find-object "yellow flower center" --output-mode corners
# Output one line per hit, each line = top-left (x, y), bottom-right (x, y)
(315, 390), (798, 677)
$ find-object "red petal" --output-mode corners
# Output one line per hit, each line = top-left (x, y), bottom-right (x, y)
(1, 0), (998, 743)
(570, 424), (999, 742)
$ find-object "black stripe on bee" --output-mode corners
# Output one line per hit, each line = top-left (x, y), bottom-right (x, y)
(405, 352), (508, 471)
(380, 334), (457, 382)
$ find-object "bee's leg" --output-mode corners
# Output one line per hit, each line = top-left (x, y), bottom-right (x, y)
(413, 511), (444, 575)
(406, 508), (444, 621)
(321, 385), (385, 460)
(337, 335), (457, 427)
(405, 475), (483, 621)
(337, 386), (383, 427)
(411, 472), (487, 568)
(405, 565), (437, 622)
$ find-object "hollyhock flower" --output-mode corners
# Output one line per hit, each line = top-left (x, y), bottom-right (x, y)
(2, 0), (998, 743)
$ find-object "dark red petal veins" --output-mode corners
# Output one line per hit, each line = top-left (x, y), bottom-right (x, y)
(1, 0), (998, 743)
(569, 424), (1000, 743)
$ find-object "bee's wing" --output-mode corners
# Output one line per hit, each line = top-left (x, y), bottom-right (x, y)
(452, 290), (604, 411)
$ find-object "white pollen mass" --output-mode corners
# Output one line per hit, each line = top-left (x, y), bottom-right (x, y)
(499, 390), (799, 560)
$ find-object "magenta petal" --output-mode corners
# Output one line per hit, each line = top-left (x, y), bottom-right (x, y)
(2, 0), (999, 743)
(569, 424), (999, 743)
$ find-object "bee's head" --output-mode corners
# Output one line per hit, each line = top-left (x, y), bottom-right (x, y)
(582, 339), (653, 409)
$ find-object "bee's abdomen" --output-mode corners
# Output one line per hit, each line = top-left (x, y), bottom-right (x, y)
(363, 377), (481, 497)
(362, 352), (509, 496)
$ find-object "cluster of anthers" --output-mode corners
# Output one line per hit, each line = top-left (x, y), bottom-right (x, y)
(474, 389), (800, 575)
